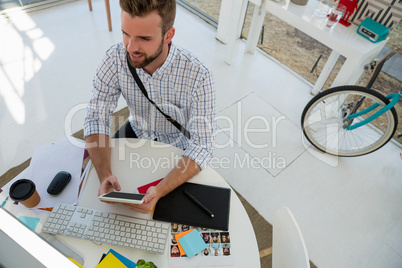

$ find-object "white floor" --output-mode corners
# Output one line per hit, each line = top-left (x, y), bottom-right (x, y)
(1, 1), (402, 267)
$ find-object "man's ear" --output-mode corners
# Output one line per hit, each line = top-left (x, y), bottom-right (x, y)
(164, 27), (175, 44)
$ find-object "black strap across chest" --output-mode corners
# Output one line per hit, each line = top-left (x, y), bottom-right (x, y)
(126, 56), (191, 139)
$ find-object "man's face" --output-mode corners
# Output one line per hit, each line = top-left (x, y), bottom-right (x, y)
(203, 234), (209, 242)
(121, 10), (174, 74)
(212, 235), (218, 243)
(172, 245), (179, 254)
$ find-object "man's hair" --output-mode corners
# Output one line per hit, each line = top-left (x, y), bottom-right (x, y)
(120, 0), (176, 34)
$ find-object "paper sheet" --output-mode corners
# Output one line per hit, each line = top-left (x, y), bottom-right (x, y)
(1, 137), (90, 210)
(106, 249), (137, 268)
(28, 137), (85, 208)
(169, 223), (234, 266)
(95, 252), (127, 268)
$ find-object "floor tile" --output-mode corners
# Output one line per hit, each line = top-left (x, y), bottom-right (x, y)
(217, 92), (306, 176)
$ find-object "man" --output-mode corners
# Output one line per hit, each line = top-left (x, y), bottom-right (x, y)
(84, 0), (216, 214)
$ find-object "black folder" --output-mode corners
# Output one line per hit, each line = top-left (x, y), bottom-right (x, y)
(153, 182), (231, 231)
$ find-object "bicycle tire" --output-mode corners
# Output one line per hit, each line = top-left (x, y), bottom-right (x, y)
(301, 86), (398, 156)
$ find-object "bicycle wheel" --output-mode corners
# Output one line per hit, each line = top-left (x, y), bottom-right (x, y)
(301, 86), (398, 156)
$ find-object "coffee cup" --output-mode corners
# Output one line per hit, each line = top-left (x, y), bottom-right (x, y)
(9, 179), (41, 208)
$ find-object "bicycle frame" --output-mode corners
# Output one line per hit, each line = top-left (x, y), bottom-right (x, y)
(345, 90), (401, 131)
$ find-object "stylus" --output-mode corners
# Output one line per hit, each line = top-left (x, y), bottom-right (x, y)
(183, 190), (214, 218)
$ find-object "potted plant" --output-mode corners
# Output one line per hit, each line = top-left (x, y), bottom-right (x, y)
(136, 259), (157, 268)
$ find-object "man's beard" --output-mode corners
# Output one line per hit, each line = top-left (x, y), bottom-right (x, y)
(127, 39), (164, 69)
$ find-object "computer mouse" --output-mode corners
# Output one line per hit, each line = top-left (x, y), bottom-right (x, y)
(47, 171), (71, 196)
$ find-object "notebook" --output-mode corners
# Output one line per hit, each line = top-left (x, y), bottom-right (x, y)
(153, 182), (231, 231)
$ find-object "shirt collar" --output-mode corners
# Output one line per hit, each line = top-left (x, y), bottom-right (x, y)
(153, 42), (176, 76)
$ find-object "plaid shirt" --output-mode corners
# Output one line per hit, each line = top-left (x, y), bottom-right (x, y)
(84, 42), (216, 169)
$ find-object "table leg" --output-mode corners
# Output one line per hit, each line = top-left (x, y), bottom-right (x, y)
(87, 0), (92, 11)
(331, 57), (362, 88)
(217, 0), (237, 43)
(331, 42), (386, 88)
(224, 0), (247, 65)
(245, 3), (266, 54)
(311, 50), (340, 95)
(104, 0), (112, 32)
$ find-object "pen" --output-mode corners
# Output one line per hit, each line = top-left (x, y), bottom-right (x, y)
(183, 190), (214, 218)
(1, 196), (9, 207)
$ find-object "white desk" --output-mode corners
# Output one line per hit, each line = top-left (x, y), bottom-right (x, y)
(7, 139), (260, 268)
(218, 0), (387, 94)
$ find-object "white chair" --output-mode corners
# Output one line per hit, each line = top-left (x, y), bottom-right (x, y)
(272, 207), (310, 268)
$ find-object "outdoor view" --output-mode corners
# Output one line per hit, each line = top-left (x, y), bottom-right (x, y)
(182, 0), (402, 144)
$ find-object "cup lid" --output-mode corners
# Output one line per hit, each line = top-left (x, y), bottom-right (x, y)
(9, 179), (36, 201)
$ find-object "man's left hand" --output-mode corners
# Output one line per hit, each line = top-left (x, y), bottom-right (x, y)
(123, 186), (159, 214)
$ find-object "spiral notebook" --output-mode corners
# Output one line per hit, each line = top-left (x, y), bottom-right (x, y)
(153, 182), (231, 231)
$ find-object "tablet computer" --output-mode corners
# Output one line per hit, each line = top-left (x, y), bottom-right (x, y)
(99, 192), (145, 204)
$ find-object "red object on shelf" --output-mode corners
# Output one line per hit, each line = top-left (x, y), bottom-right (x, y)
(337, 0), (358, 26)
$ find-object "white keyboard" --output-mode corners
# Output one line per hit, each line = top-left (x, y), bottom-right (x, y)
(41, 203), (170, 254)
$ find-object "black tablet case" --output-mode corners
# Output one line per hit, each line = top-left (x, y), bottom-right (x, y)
(153, 182), (231, 231)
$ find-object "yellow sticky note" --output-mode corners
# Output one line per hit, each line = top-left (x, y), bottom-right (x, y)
(174, 228), (194, 256)
(95, 253), (127, 268)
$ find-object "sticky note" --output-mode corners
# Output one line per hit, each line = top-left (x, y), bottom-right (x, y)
(177, 229), (207, 259)
(18, 216), (40, 231)
(174, 229), (194, 255)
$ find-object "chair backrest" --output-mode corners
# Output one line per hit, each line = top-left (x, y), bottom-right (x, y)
(272, 207), (310, 268)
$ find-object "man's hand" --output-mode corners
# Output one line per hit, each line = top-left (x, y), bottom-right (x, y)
(98, 175), (121, 200)
(123, 186), (159, 214)
(123, 156), (201, 214)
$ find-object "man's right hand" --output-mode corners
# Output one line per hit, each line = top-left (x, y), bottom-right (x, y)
(98, 175), (121, 197)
